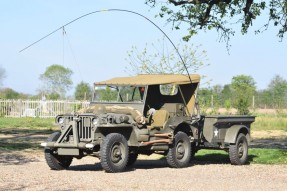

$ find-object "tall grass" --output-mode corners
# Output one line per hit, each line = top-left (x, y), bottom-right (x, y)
(252, 114), (287, 131)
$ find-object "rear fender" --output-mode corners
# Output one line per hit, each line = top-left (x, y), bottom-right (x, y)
(224, 125), (250, 144)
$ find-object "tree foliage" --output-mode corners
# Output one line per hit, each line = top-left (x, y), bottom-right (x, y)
(0, 88), (29, 99)
(95, 87), (118, 101)
(230, 75), (256, 114)
(74, 81), (92, 100)
(266, 75), (287, 108)
(146, 0), (287, 46)
(125, 39), (209, 74)
(39, 64), (73, 98)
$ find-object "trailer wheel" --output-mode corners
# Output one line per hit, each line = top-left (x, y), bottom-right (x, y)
(229, 133), (248, 165)
(44, 132), (73, 170)
(100, 133), (129, 173)
(167, 131), (191, 168)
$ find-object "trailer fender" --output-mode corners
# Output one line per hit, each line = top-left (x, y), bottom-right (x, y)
(224, 125), (250, 144)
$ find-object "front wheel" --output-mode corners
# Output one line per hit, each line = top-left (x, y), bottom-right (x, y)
(100, 133), (129, 173)
(44, 132), (73, 170)
(166, 132), (191, 168)
(229, 133), (248, 165)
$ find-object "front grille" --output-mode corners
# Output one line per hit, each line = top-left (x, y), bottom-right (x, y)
(77, 117), (92, 141)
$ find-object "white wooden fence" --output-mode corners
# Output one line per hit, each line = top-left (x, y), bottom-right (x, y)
(0, 99), (90, 118)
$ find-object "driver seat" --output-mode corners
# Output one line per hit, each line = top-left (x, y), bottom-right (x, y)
(147, 109), (170, 130)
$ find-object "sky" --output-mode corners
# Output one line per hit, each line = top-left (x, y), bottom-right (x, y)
(1, 0), (286, 96)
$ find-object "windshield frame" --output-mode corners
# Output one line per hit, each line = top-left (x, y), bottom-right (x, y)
(92, 85), (147, 103)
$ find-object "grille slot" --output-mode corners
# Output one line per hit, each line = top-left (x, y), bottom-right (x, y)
(77, 117), (92, 141)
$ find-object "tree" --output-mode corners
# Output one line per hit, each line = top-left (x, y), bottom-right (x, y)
(221, 84), (233, 109)
(267, 75), (287, 109)
(0, 66), (6, 87)
(0, 88), (29, 99)
(39, 64), (73, 98)
(197, 87), (213, 113)
(75, 81), (92, 100)
(96, 87), (118, 101)
(146, 0), (287, 46)
(231, 75), (256, 114)
(125, 39), (209, 74)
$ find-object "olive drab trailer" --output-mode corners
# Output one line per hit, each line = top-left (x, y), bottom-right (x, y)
(41, 74), (255, 172)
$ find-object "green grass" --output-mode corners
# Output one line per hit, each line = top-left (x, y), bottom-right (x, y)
(0, 141), (42, 151)
(0, 117), (56, 130)
(0, 117), (56, 151)
(251, 114), (287, 131)
(195, 148), (287, 165)
(1, 114), (286, 131)
(0, 116), (286, 165)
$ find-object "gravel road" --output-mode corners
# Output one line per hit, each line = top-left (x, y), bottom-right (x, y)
(0, 152), (286, 191)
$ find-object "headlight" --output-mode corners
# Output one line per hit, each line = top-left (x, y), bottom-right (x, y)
(58, 117), (64, 124)
(92, 117), (99, 126)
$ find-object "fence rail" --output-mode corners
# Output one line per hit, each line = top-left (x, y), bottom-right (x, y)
(0, 99), (90, 118)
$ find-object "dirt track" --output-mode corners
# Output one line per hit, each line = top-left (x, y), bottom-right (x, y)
(0, 151), (286, 191)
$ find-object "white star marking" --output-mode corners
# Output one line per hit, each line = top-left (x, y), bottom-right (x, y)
(214, 129), (219, 137)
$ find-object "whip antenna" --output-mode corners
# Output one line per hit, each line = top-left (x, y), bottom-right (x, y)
(19, 9), (193, 82)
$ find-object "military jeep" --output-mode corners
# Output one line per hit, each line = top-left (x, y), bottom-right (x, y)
(41, 74), (255, 172)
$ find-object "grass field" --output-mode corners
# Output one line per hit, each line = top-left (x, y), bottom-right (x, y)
(0, 117), (55, 130)
(252, 114), (287, 131)
(0, 116), (286, 165)
(0, 114), (286, 131)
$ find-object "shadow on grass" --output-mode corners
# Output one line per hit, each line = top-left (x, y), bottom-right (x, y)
(192, 153), (257, 165)
(0, 128), (54, 135)
(250, 138), (287, 149)
(0, 128), (54, 151)
(0, 141), (42, 151)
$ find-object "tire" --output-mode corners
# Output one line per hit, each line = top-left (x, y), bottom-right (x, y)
(127, 152), (138, 166)
(100, 133), (129, 173)
(229, 133), (248, 165)
(166, 132), (191, 168)
(44, 132), (73, 170)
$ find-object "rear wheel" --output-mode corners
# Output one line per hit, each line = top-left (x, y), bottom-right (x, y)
(229, 133), (248, 165)
(100, 133), (129, 173)
(166, 132), (191, 168)
(44, 132), (73, 170)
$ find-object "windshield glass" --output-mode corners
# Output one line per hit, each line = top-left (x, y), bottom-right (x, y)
(93, 85), (145, 103)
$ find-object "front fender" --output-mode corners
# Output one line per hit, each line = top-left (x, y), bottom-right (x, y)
(224, 125), (250, 144)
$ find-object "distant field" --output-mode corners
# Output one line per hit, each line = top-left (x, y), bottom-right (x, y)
(252, 114), (287, 131)
(0, 113), (286, 131)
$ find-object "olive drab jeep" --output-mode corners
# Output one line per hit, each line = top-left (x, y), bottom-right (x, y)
(41, 74), (255, 173)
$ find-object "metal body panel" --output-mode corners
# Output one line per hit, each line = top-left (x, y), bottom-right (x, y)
(202, 115), (254, 144)
(224, 125), (250, 144)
